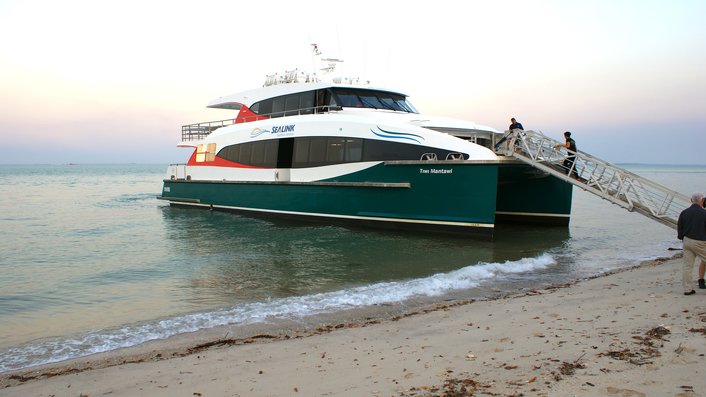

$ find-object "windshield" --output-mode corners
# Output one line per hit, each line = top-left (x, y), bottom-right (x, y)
(331, 88), (418, 113)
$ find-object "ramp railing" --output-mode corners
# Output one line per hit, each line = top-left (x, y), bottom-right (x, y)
(502, 129), (691, 229)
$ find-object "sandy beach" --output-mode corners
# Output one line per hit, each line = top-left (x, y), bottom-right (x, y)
(2, 256), (705, 397)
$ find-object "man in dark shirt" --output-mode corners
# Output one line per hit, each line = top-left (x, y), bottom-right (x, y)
(554, 131), (579, 179)
(494, 118), (524, 151)
(509, 118), (523, 131)
(677, 192), (706, 294)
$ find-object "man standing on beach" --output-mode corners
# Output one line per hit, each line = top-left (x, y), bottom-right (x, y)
(677, 192), (706, 295)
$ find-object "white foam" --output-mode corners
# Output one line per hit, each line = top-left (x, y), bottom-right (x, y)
(0, 254), (556, 372)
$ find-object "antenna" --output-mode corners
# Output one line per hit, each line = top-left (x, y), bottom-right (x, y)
(264, 44), (365, 87)
(311, 43), (343, 76)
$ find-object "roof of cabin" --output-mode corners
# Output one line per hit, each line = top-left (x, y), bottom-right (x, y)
(207, 82), (407, 109)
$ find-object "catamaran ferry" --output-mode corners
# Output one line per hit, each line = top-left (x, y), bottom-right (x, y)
(159, 47), (572, 236)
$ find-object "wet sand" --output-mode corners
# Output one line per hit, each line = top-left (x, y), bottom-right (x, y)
(2, 256), (705, 397)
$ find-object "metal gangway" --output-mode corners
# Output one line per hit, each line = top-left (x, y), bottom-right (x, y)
(501, 129), (691, 229)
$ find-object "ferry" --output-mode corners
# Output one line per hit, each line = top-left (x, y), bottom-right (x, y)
(159, 46), (572, 236)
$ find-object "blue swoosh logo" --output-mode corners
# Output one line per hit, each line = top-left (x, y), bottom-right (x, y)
(250, 128), (270, 138)
(371, 126), (425, 144)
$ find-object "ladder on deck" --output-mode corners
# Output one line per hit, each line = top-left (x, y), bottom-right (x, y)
(501, 129), (690, 230)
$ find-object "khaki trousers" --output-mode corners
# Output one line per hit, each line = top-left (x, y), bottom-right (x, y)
(683, 237), (706, 292)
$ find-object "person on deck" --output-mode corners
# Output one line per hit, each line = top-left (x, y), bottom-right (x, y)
(554, 131), (579, 179)
(494, 118), (524, 150)
(509, 117), (523, 131)
(677, 192), (706, 295)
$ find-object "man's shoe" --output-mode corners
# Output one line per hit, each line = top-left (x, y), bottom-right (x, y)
(699, 279), (706, 289)
(685, 290), (696, 296)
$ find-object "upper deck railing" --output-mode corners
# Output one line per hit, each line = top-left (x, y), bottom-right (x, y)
(181, 105), (345, 142)
(181, 119), (237, 142)
(504, 129), (691, 229)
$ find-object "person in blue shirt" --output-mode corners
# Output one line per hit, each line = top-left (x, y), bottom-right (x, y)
(494, 118), (524, 150)
(509, 117), (523, 131)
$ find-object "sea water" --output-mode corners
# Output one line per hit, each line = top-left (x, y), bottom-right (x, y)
(0, 163), (704, 372)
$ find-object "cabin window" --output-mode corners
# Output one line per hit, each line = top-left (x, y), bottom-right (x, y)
(284, 95), (300, 117)
(262, 140), (278, 167)
(217, 136), (465, 168)
(359, 94), (384, 109)
(363, 140), (431, 161)
(329, 88), (418, 113)
(290, 137), (365, 166)
(394, 98), (416, 112)
(252, 91), (318, 117)
(299, 91), (315, 114)
(216, 140), (279, 167)
(251, 141), (266, 166)
(195, 143), (216, 162)
(345, 138), (363, 162)
(220, 144), (240, 162)
(334, 89), (363, 108)
(272, 97), (285, 118)
(244, 140), (279, 168)
(249, 88), (417, 118)
(378, 97), (399, 111)
(253, 100), (272, 115)
(308, 137), (328, 166)
(316, 90), (333, 113)
(239, 142), (252, 164)
(326, 138), (346, 162)
(293, 138), (310, 167)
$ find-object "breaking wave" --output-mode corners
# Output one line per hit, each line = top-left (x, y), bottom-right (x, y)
(0, 254), (555, 372)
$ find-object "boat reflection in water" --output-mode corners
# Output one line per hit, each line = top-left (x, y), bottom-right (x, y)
(159, 206), (570, 307)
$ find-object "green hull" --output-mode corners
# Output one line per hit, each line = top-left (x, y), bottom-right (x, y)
(161, 162), (498, 235)
(160, 160), (574, 235)
(495, 161), (573, 225)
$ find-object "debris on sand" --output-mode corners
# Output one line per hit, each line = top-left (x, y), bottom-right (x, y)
(600, 325), (671, 365)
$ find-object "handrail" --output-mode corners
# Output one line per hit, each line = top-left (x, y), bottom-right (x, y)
(180, 106), (343, 142)
(181, 119), (237, 141)
(504, 129), (691, 229)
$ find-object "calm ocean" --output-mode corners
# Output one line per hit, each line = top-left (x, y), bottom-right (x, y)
(0, 163), (704, 372)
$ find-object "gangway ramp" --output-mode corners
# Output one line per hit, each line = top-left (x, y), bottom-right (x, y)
(502, 129), (691, 230)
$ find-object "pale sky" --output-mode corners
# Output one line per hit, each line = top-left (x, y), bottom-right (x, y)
(1, 0), (705, 164)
